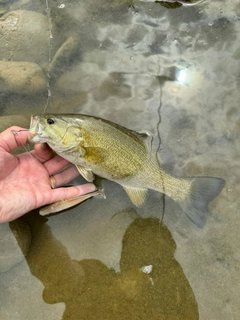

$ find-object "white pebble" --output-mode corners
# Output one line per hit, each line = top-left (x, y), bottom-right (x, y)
(141, 265), (153, 274)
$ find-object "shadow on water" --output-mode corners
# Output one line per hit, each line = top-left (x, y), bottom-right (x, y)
(16, 212), (199, 319)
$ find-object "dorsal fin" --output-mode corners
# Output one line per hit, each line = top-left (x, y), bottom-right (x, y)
(91, 116), (152, 147)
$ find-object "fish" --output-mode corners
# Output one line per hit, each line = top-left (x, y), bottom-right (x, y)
(39, 189), (105, 216)
(154, 0), (205, 8)
(28, 114), (225, 227)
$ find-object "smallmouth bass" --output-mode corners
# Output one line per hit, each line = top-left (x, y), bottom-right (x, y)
(28, 114), (225, 227)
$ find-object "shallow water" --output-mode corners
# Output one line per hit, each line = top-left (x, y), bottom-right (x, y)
(0, 0), (240, 319)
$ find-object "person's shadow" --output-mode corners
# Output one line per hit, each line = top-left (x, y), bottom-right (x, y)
(17, 212), (199, 319)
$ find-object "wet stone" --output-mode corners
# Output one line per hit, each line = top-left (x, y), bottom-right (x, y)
(48, 36), (79, 81)
(0, 10), (50, 65)
(0, 220), (31, 273)
(0, 61), (47, 94)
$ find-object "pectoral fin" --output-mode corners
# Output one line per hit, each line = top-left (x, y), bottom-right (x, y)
(122, 186), (148, 207)
(39, 189), (105, 216)
(76, 165), (94, 182)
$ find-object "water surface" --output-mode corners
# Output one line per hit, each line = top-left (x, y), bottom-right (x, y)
(0, 0), (239, 319)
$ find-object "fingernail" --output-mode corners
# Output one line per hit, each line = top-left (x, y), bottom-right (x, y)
(77, 183), (97, 194)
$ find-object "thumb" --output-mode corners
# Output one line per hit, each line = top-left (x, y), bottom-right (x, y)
(40, 183), (97, 215)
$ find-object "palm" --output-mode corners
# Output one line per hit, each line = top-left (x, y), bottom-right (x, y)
(1, 151), (51, 214)
(0, 127), (96, 223)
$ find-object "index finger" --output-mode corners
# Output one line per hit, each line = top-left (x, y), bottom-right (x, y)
(0, 126), (29, 152)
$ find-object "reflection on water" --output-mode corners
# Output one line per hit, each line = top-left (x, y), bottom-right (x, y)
(20, 213), (198, 319)
(0, 0), (240, 319)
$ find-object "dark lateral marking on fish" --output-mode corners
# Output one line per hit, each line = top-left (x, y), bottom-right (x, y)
(79, 119), (148, 179)
(84, 146), (142, 179)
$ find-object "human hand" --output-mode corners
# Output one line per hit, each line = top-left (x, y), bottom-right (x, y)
(0, 126), (96, 223)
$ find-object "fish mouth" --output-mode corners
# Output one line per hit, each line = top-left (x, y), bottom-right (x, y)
(27, 132), (41, 143)
(27, 115), (43, 143)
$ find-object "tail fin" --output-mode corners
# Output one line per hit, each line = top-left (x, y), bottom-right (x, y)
(177, 177), (225, 228)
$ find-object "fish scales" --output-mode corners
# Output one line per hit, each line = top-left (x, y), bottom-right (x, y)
(80, 119), (149, 179)
(80, 118), (187, 199)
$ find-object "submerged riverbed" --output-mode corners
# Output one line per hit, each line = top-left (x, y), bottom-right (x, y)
(0, 0), (240, 319)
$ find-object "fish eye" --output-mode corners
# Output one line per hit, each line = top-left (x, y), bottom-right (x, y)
(47, 118), (55, 125)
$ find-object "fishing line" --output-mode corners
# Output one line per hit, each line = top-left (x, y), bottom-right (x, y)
(11, 129), (33, 158)
(43, 0), (53, 115)
(43, 81), (52, 115)
(156, 76), (166, 225)
(11, 129), (29, 134)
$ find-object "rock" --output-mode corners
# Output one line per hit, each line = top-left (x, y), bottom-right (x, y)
(0, 61), (47, 94)
(48, 36), (79, 82)
(0, 220), (31, 273)
(0, 10), (50, 65)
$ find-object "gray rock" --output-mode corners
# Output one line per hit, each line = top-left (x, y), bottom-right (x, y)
(0, 61), (47, 94)
(0, 10), (50, 65)
(0, 220), (31, 273)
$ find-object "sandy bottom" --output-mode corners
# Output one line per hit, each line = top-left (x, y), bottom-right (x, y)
(0, 0), (240, 319)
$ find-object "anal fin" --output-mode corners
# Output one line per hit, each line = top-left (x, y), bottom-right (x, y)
(122, 186), (148, 207)
(76, 165), (94, 182)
